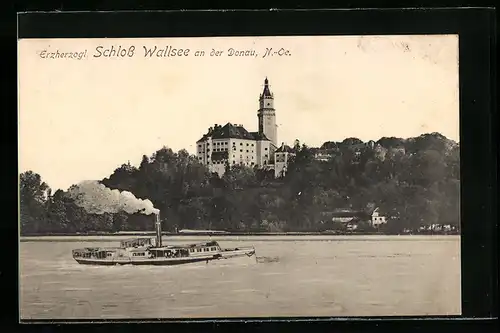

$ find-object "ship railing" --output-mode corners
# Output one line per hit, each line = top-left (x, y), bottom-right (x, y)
(184, 241), (219, 248)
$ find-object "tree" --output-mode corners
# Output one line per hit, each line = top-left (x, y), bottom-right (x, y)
(341, 137), (363, 146)
(376, 137), (405, 149)
(101, 162), (139, 192)
(112, 211), (129, 232)
(20, 171), (50, 234)
(45, 189), (70, 233)
(412, 149), (446, 186)
(320, 141), (339, 150)
(293, 139), (301, 152)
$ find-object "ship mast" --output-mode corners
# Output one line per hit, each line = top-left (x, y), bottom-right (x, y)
(155, 212), (162, 247)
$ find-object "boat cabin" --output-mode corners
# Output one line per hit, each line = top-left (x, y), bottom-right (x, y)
(120, 237), (153, 248)
(72, 248), (111, 259)
(149, 241), (221, 258)
(187, 241), (221, 255)
(149, 247), (190, 258)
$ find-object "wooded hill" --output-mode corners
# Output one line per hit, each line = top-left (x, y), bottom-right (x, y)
(20, 132), (460, 235)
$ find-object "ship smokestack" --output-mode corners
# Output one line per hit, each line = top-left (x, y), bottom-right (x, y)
(155, 212), (162, 247)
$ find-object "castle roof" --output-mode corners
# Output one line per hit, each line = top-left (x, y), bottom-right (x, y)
(214, 123), (255, 140)
(249, 131), (271, 141)
(196, 134), (208, 143)
(197, 123), (271, 142)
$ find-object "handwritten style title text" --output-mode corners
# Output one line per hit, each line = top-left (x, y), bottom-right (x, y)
(38, 45), (292, 60)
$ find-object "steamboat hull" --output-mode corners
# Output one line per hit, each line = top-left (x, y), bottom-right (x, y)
(73, 246), (256, 266)
(74, 256), (221, 266)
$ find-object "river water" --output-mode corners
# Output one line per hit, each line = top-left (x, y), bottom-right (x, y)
(19, 235), (461, 320)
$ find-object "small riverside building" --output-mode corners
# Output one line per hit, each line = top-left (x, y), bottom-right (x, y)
(320, 207), (388, 229)
(274, 143), (295, 178)
(370, 207), (387, 227)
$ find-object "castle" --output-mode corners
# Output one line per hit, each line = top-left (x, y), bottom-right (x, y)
(196, 78), (293, 178)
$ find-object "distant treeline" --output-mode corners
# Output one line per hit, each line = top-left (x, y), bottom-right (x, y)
(20, 133), (460, 235)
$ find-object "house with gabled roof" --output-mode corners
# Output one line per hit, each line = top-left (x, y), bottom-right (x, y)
(274, 143), (295, 178)
(320, 207), (387, 228)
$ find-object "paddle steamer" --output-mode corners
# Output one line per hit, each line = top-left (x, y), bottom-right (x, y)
(72, 213), (256, 266)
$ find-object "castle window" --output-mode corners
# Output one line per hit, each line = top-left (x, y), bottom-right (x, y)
(251, 162), (254, 165)
(240, 143), (243, 146)
(246, 150), (249, 153)
(265, 154), (268, 158)
(246, 143), (249, 146)
(240, 149), (243, 152)
(251, 144), (254, 147)
(233, 161), (236, 164)
(265, 148), (268, 151)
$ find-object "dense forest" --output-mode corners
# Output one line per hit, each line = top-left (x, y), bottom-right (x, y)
(20, 132), (460, 235)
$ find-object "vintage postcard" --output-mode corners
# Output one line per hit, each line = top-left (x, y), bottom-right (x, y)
(18, 35), (461, 320)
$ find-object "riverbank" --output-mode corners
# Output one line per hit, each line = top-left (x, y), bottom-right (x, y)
(20, 230), (460, 237)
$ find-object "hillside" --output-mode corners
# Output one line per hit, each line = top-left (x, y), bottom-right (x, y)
(19, 132), (460, 235)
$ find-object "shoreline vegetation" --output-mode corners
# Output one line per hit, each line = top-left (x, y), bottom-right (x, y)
(20, 133), (460, 236)
(20, 230), (460, 238)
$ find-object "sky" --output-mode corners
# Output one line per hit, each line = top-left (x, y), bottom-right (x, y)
(18, 35), (459, 191)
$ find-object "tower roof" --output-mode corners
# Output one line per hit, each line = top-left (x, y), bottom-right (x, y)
(261, 77), (273, 98)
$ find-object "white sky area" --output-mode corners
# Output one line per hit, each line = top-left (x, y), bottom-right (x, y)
(18, 35), (459, 191)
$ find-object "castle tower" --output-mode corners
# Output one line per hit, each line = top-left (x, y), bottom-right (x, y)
(258, 77), (277, 147)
